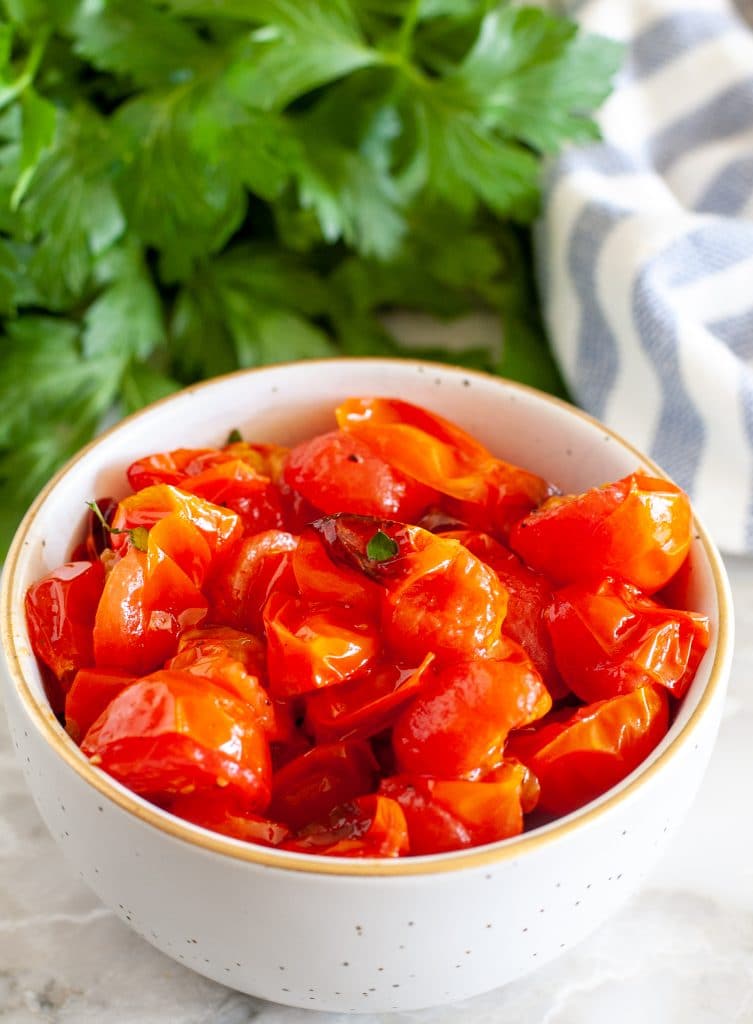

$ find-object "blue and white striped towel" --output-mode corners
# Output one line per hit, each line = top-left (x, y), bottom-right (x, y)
(539, 0), (753, 553)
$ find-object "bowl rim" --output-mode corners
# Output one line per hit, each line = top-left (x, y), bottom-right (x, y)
(1, 357), (734, 877)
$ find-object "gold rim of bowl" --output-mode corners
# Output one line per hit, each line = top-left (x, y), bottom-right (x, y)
(0, 358), (734, 877)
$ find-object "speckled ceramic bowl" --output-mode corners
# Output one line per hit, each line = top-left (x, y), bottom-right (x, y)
(0, 359), (734, 1013)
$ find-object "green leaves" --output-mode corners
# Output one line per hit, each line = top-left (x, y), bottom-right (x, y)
(367, 530), (399, 562)
(0, 0), (620, 553)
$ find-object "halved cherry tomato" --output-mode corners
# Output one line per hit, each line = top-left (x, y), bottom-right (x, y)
(506, 685), (670, 815)
(65, 667), (136, 743)
(380, 762), (532, 854)
(167, 647), (276, 734)
(207, 530), (297, 635)
(24, 560), (105, 704)
(336, 398), (552, 534)
(510, 473), (692, 594)
(305, 654), (435, 743)
(93, 519), (209, 675)
(268, 740), (378, 830)
(264, 594), (379, 697)
(442, 529), (567, 699)
(127, 441), (288, 492)
(282, 795), (409, 857)
(392, 642), (551, 779)
(545, 578), (709, 703)
(167, 790), (289, 847)
(82, 670), (271, 807)
(284, 429), (436, 521)
(111, 484), (242, 556)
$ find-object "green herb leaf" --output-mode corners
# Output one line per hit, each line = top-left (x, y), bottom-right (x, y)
(86, 499), (149, 552)
(366, 529), (398, 562)
(226, 428), (242, 444)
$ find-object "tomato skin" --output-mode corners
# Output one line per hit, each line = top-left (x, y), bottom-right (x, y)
(111, 484), (242, 556)
(506, 685), (670, 815)
(264, 594), (379, 698)
(268, 740), (378, 830)
(336, 397), (552, 535)
(305, 654), (435, 743)
(284, 429), (436, 521)
(81, 670), (271, 807)
(167, 790), (289, 847)
(380, 763), (531, 854)
(207, 530), (298, 635)
(392, 644), (551, 779)
(282, 795), (409, 857)
(65, 668), (136, 743)
(545, 578), (709, 703)
(442, 530), (567, 699)
(24, 560), (105, 706)
(292, 527), (379, 613)
(93, 525), (209, 676)
(510, 473), (692, 594)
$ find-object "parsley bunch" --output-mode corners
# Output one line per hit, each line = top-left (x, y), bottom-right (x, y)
(0, 0), (620, 554)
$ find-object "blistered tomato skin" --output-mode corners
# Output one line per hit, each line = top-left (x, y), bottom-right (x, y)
(284, 429), (436, 521)
(392, 644), (551, 779)
(545, 578), (710, 703)
(81, 670), (271, 807)
(506, 685), (670, 815)
(510, 473), (692, 594)
(24, 560), (105, 704)
(25, 397), (707, 858)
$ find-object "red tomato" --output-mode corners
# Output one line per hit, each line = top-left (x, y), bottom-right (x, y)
(291, 527), (379, 613)
(24, 560), (105, 704)
(176, 625), (267, 675)
(264, 594), (379, 698)
(167, 790), (289, 847)
(510, 473), (692, 594)
(545, 578), (709, 703)
(380, 763), (532, 854)
(207, 530), (298, 634)
(93, 523), (209, 676)
(268, 740), (378, 830)
(310, 514), (508, 660)
(81, 670), (271, 807)
(305, 654), (435, 743)
(442, 529), (567, 699)
(392, 643), (551, 779)
(506, 685), (670, 815)
(167, 647), (276, 734)
(336, 397), (552, 534)
(282, 795), (409, 857)
(284, 429), (436, 521)
(65, 668), (136, 743)
(127, 442), (288, 491)
(111, 484), (242, 556)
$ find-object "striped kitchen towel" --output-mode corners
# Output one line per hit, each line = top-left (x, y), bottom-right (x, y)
(538, 0), (753, 553)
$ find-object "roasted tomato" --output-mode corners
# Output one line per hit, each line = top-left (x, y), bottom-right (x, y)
(442, 529), (567, 699)
(380, 763), (534, 854)
(506, 685), (670, 815)
(24, 560), (105, 703)
(305, 654), (435, 743)
(336, 397), (552, 534)
(282, 795), (409, 858)
(167, 790), (289, 847)
(207, 530), (298, 634)
(111, 484), (242, 556)
(268, 740), (378, 830)
(392, 643), (551, 779)
(65, 667), (136, 743)
(284, 429), (436, 521)
(545, 578), (709, 703)
(82, 670), (271, 807)
(264, 594), (379, 698)
(510, 473), (692, 594)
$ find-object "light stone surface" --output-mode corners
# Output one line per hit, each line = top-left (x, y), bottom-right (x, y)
(0, 554), (750, 1024)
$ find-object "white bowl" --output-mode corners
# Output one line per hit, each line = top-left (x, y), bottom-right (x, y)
(0, 359), (734, 1013)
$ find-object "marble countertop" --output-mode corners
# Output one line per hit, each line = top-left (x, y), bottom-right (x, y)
(1, 555), (750, 1024)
